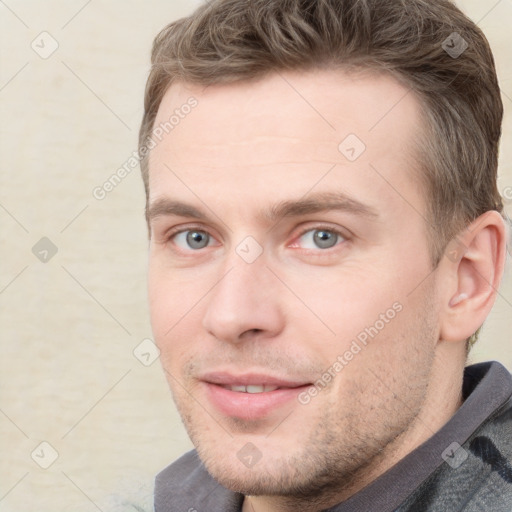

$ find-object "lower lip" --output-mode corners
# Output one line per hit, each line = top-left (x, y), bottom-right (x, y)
(203, 382), (311, 420)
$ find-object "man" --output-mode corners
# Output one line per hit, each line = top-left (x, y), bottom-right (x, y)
(139, 0), (512, 510)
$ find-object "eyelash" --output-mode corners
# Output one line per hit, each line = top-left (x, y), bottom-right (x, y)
(161, 225), (212, 256)
(292, 225), (348, 250)
(165, 225), (211, 243)
(296, 225), (346, 238)
(164, 224), (349, 254)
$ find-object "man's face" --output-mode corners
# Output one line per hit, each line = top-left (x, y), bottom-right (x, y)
(147, 69), (442, 498)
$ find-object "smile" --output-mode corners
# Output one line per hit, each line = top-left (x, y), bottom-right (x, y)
(221, 384), (280, 393)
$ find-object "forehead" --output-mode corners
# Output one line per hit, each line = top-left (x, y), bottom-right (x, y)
(148, 68), (425, 217)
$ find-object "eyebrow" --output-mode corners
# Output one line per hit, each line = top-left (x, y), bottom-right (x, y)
(147, 200), (209, 222)
(146, 191), (379, 224)
(264, 191), (379, 222)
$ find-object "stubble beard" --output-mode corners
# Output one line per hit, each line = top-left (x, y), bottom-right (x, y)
(167, 297), (438, 507)
(171, 345), (435, 507)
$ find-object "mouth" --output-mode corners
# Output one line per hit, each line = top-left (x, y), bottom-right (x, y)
(219, 384), (287, 393)
(200, 372), (313, 419)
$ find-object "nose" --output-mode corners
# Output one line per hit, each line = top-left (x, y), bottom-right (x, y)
(201, 256), (285, 344)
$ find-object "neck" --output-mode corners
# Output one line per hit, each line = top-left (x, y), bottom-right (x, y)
(242, 340), (466, 512)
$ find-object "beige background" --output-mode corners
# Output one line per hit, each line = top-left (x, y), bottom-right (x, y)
(0, 1), (511, 511)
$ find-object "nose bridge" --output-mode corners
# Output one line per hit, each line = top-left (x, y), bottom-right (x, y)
(210, 254), (268, 315)
(202, 249), (283, 342)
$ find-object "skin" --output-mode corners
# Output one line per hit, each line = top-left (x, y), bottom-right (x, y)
(146, 68), (506, 512)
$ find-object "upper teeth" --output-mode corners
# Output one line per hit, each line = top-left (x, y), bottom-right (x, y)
(225, 385), (280, 393)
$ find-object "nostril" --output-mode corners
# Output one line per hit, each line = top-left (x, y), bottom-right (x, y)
(239, 328), (264, 339)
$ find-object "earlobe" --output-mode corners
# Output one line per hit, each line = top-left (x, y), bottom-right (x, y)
(439, 211), (507, 343)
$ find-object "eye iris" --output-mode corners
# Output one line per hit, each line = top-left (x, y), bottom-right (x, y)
(314, 230), (337, 249)
(186, 231), (209, 249)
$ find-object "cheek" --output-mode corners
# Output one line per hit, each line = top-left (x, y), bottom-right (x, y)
(282, 256), (432, 369)
(148, 265), (209, 373)
(148, 270), (171, 338)
(148, 267), (186, 352)
(148, 259), (193, 327)
(284, 264), (397, 338)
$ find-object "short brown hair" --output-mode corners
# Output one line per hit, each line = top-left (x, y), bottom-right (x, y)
(139, 0), (505, 347)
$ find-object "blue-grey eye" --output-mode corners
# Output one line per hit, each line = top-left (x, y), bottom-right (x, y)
(298, 229), (344, 249)
(174, 230), (211, 250)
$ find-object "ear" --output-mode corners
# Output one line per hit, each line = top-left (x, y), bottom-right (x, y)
(439, 211), (508, 343)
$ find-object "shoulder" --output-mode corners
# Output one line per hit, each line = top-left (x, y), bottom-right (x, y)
(156, 449), (207, 490)
(155, 450), (222, 507)
(154, 450), (244, 511)
(399, 378), (512, 511)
